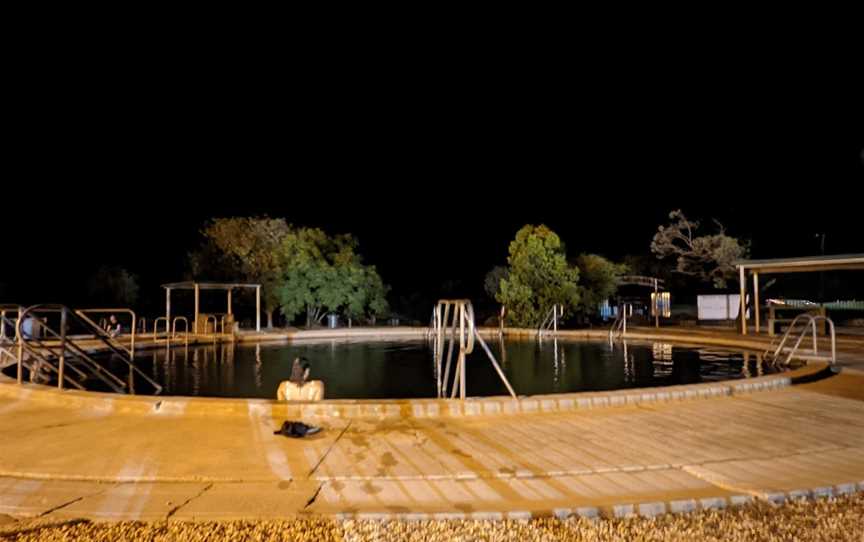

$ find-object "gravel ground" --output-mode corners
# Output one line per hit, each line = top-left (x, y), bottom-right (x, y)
(2, 494), (862, 541)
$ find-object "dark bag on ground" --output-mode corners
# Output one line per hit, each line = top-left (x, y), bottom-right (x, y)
(273, 421), (321, 438)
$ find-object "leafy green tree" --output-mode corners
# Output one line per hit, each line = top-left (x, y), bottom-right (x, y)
(495, 225), (580, 327)
(573, 254), (628, 317)
(650, 210), (749, 289)
(86, 266), (139, 307)
(195, 217), (292, 328)
(278, 228), (389, 326)
(338, 264), (389, 324)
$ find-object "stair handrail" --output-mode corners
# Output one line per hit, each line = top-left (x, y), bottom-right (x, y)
(16, 305), (162, 394)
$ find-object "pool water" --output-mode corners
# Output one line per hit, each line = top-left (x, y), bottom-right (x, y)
(92, 338), (776, 399)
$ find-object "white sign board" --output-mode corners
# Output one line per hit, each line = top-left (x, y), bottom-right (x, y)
(698, 294), (748, 320)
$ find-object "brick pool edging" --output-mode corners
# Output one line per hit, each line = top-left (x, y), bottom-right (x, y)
(0, 361), (823, 420)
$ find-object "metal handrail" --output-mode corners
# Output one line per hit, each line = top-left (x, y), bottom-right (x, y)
(138, 317), (147, 334)
(172, 316), (189, 346)
(153, 317), (170, 343)
(432, 299), (516, 400)
(0, 311), (18, 370)
(75, 309), (137, 359)
(538, 304), (563, 340)
(3, 306), (77, 386)
(14, 333), (89, 390)
(17, 305), (122, 392)
(0, 344), (15, 366)
(769, 313), (836, 366)
(205, 315), (218, 344)
(16, 304), (162, 394)
(0, 305), (21, 342)
(608, 303), (632, 341)
(764, 313), (810, 359)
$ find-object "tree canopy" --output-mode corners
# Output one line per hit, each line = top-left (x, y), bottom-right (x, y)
(650, 210), (749, 289)
(189, 218), (389, 328)
(495, 225), (581, 327)
(192, 217), (291, 327)
(572, 253), (628, 316)
(483, 266), (509, 300)
(278, 228), (389, 326)
(86, 266), (139, 307)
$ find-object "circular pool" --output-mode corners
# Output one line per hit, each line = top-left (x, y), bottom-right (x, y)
(28, 338), (780, 399)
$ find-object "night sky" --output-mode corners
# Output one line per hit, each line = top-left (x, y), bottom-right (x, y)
(3, 56), (862, 317)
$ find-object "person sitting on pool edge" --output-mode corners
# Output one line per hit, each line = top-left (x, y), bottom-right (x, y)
(106, 314), (122, 338)
(291, 357), (311, 384)
(277, 357), (325, 401)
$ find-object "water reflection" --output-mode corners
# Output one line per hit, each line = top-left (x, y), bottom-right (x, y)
(254, 343), (263, 391)
(75, 339), (781, 400)
(539, 337), (566, 391)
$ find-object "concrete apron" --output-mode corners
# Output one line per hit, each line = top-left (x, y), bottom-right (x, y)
(1, 328), (862, 522)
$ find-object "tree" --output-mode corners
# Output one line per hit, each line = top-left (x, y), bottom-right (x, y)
(194, 217), (292, 328)
(86, 266), (139, 307)
(495, 225), (580, 327)
(278, 228), (389, 326)
(483, 266), (509, 301)
(187, 241), (239, 283)
(573, 254), (628, 317)
(650, 210), (749, 289)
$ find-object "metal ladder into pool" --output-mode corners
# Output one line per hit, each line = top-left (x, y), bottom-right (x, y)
(764, 313), (836, 367)
(9, 305), (162, 394)
(431, 300), (517, 400)
(608, 303), (632, 342)
(538, 304), (563, 341)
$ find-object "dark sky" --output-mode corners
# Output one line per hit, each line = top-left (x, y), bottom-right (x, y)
(3, 51), (862, 313)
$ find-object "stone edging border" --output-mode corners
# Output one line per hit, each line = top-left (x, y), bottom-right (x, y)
(0, 360), (823, 420)
(333, 481), (864, 521)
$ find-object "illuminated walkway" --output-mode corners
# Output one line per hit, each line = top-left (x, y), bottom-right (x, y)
(1, 373), (862, 520)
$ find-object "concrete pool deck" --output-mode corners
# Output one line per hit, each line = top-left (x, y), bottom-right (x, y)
(1, 326), (863, 522)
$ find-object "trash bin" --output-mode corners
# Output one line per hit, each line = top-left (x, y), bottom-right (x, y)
(327, 313), (339, 329)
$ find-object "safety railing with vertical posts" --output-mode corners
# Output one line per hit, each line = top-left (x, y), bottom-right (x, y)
(431, 299), (516, 400)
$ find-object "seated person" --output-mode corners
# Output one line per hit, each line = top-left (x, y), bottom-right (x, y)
(21, 315), (36, 339)
(106, 315), (122, 338)
(277, 357), (324, 401)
